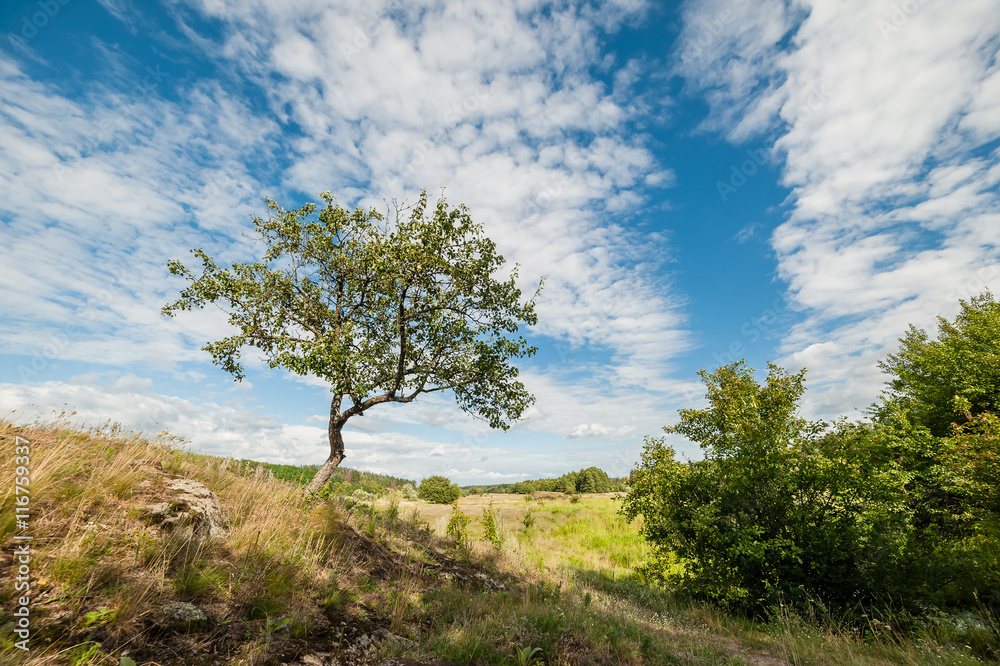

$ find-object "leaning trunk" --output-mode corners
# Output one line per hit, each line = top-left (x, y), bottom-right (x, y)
(306, 422), (346, 494)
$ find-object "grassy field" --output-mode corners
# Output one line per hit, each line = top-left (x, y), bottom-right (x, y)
(395, 493), (653, 578)
(1, 419), (996, 665)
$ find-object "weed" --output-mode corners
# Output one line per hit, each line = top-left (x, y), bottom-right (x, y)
(68, 642), (104, 665)
(514, 644), (543, 665)
(480, 502), (502, 550)
(173, 561), (225, 598)
(446, 502), (472, 548)
(82, 607), (116, 627)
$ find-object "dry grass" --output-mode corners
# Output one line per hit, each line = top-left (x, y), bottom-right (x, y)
(0, 418), (352, 664)
(1, 418), (996, 665)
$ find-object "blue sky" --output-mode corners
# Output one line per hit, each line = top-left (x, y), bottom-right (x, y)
(2, 0), (998, 484)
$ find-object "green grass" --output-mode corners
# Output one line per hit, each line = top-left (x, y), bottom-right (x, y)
(3, 420), (998, 665)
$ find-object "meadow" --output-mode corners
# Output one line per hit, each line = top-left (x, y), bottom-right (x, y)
(1, 418), (997, 665)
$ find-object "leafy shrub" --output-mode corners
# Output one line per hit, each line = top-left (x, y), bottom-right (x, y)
(481, 502), (502, 549)
(418, 475), (462, 504)
(877, 291), (1000, 437)
(622, 362), (914, 614)
(623, 294), (1000, 621)
(446, 503), (471, 546)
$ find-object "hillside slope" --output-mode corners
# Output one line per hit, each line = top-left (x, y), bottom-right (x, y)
(2, 420), (995, 665)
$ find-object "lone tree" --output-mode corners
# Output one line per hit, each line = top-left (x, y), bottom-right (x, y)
(163, 190), (541, 494)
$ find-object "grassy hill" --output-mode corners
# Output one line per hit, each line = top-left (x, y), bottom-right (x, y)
(1, 419), (997, 665)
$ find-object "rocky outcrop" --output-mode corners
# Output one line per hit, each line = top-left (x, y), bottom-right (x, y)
(140, 475), (226, 542)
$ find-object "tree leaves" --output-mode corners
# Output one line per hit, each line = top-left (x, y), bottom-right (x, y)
(163, 188), (541, 444)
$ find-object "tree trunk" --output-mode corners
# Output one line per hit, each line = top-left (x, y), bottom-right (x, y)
(306, 422), (346, 494)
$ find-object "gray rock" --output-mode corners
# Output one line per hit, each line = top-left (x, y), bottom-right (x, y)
(298, 655), (324, 666)
(374, 627), (415, 648)
(141, 477), (226, 542)
(158, 601), (207, 631)
(283, 655), (339, 666)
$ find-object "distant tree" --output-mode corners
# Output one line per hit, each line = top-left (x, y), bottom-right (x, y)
(163, 190), (542, 494)
(418, 475), (462, 504)
(578, 466), (612, 493)
(877, 291), (1000, 436)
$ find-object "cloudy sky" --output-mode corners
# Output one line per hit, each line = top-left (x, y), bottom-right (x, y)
(2, 0), (998, 484)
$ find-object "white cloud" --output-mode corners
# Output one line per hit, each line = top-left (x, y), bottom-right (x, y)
(567, 423), (636, 439)
(0, 375), (631, 482)
(175, 0), (691, 392)
(676, 0), (1000, 418)
(1, 0), (698, 471)
(0, 53), (279, 372)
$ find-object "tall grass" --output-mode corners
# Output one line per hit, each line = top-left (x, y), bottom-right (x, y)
(0, 418), (350, 664)
(2, 420), (997, 665)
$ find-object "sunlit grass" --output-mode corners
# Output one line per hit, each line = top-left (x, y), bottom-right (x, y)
(2, 419), (996, 665)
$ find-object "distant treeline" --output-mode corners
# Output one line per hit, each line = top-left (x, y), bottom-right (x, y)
(237, 460), (415, 495)
(462, 466), (627, 495)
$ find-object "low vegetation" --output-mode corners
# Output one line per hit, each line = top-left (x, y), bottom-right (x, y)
(4, 419), (998, 664)
(623, 292), (1000, 650)
(462, 467), (627, 496)
(1, 293), (997, 664)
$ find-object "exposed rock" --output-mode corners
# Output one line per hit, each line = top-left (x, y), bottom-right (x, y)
(140, 476), (226, 542)
(156, 601), (207, 631)
(374, 627), (415, 648)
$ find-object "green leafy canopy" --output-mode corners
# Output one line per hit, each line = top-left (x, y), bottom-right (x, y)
(162, 189), (542, 432)
(877, 291), (1000, 436)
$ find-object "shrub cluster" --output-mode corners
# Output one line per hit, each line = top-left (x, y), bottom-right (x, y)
(623, 292), (1000, 619)
(463, 468), (627, 495)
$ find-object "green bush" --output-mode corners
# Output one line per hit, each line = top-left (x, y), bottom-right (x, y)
(481, 502), (501, 549)
(418, 475), (462, 504)
(446, 503), (471, 546)
(622, 362), (884, 613)
(622, 297), (1000, 620)
(877, 291), (1000, 437)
